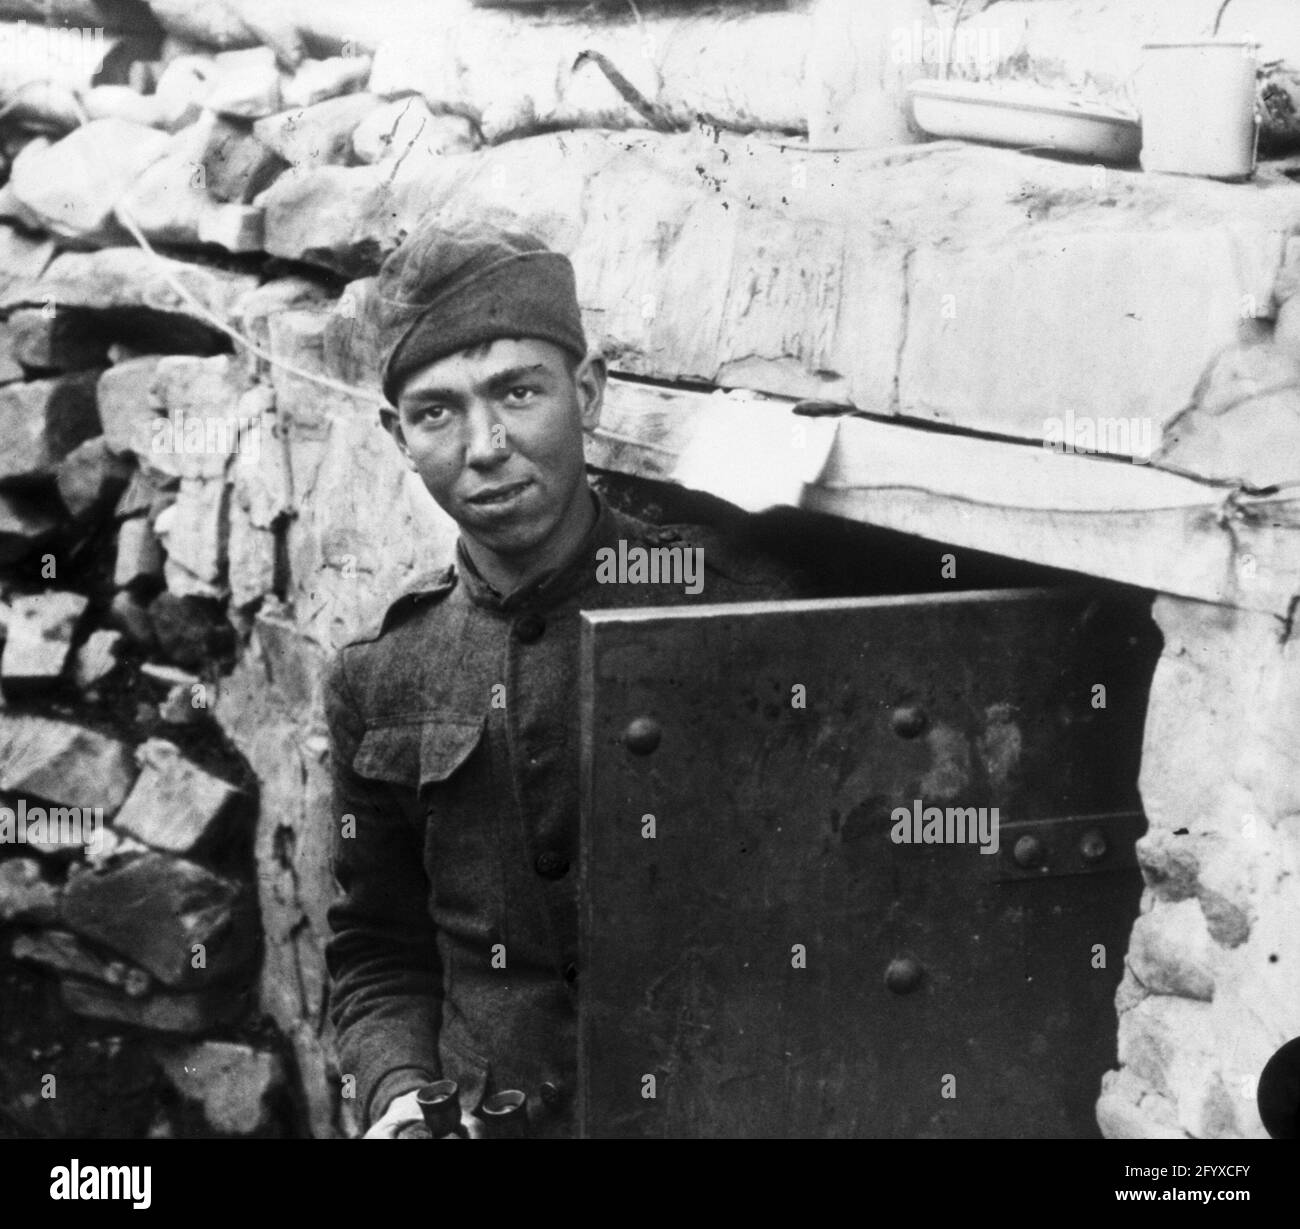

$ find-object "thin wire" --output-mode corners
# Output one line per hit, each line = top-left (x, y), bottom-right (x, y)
(112, 199), (388, 407)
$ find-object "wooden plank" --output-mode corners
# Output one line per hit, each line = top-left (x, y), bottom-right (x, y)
(587, 376), (1300, 618)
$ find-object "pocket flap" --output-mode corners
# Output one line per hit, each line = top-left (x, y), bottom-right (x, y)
(352, 717), (484, 787)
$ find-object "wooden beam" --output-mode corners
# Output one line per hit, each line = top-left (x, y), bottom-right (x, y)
(588, 376), (1300, 619)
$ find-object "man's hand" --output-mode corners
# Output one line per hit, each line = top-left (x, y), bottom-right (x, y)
(364, 1088), (485, 1139)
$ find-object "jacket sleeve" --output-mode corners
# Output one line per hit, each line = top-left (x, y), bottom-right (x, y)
(323, 647), (443, 1127)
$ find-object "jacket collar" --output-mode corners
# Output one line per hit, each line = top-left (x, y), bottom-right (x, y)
(455, 488), (623, 615)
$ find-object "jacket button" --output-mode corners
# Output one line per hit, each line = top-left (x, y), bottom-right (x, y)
(563, 962), (578, 985)
(513, 613), (546, 643)
(534, 851), (570, 880)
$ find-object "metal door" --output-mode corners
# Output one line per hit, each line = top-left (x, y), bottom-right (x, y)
(578, 587), (1156, 1138)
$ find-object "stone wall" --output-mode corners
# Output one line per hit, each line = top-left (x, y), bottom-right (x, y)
(0, 0), (1297, 1139)
(1098, 597), (1300, 1139)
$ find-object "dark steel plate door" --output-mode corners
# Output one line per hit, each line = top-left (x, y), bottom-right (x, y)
(578, 587), (1157, 1138)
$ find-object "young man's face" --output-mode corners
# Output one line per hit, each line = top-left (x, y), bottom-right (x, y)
(384, 337), (605, 569)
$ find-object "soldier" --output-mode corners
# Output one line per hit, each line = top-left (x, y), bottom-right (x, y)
(324, 217), (793, 1139)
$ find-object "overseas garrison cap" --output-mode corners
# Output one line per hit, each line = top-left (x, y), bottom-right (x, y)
(370, 216), (588, 406)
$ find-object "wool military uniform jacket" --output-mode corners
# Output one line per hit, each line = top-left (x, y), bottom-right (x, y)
(325, 491), (794, 1137)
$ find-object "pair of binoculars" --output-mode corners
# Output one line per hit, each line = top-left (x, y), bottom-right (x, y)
(410, 1080), (529, 1139)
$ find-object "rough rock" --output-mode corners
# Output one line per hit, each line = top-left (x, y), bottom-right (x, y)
(197, 204), (264, 254)
(0, 319), (24, 384)
(0, 224), (55, 299)
(199, 114), (290, 204)
(206, 46), (281, 119)
(162, 557), (225, 601)
(56, 436), (132, 519)
(900, 227), (1283, 449)
(1154, 344), (1300, 487)
(97, 355), (167, 456)
(155, 1040), (286, 1134)
(147, 591), (235, 670)
(0, 858), (59, 924)
(267, 306), (377, 431)
(0, 713), (136, 811)
(0, 492), (57, 565)
(1127, 898), (1216, 1002)
(152, 353), (255, 480)
(115, 123), (219, 247)
(115, 465), (176, 522)
(107, 589), (156, 651)
(114, 516), (166, 589)
(350, 96), (478, 168)
(82, 84), (171, 129)
(5, 307), (111, 372)
(0, 248), (258, 344)
(71, 629), (124, 690)
(0, 371), (103, 484)
(61, 977), (250, 1034)
(111, 738), (238, 855)
(61, 852), (255, 987)
(283, 54), (371, 109)
(253, 93), (383, 168)
(227, 501), (278, 610)
(151, 54), (216, 131)
(7, 118), (171, 243)
(11, 930), (153, 998)
(0, 591), (89, 685)
(155, 478), (230, 587)
(256, 162), (402, 278)
(232, 278), (332, 382)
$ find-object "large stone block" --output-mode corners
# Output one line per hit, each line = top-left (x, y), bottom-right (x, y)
(7, 118), (171, 243)
(155, 1040), (287, 1134)
(206, 46), (281, 119)
(114, 515), (165, 588)
(1127, 898), (1215, 1001)
(900, 227), (1286, 451)
(257, 162), (403, 279)
(151, 353), (256, 480)
(97, 355), (167, 457)
(253, 93), (383, 168)
(282, 54), (372, 109)
(56, 436), (132, 519)
(1154, 343), (1300, 487)
(61, 852), (256, 988)
(0, 248), (258, 344)
(111, 738), (239, 855)
(154, 477), (230, 586)
(0, 371), (103, 484)
(351, 96), (477, 166)
(115, 122), (218, 247)
(0, 713), (136, 811)
(0, 591), (89, 685)
(199, 114), (290, 205)
(61, 977), (251, 1034)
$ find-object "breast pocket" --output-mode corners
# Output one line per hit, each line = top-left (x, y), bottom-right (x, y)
(353, 714), (500, 937)
(351, 715), (485, 793)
